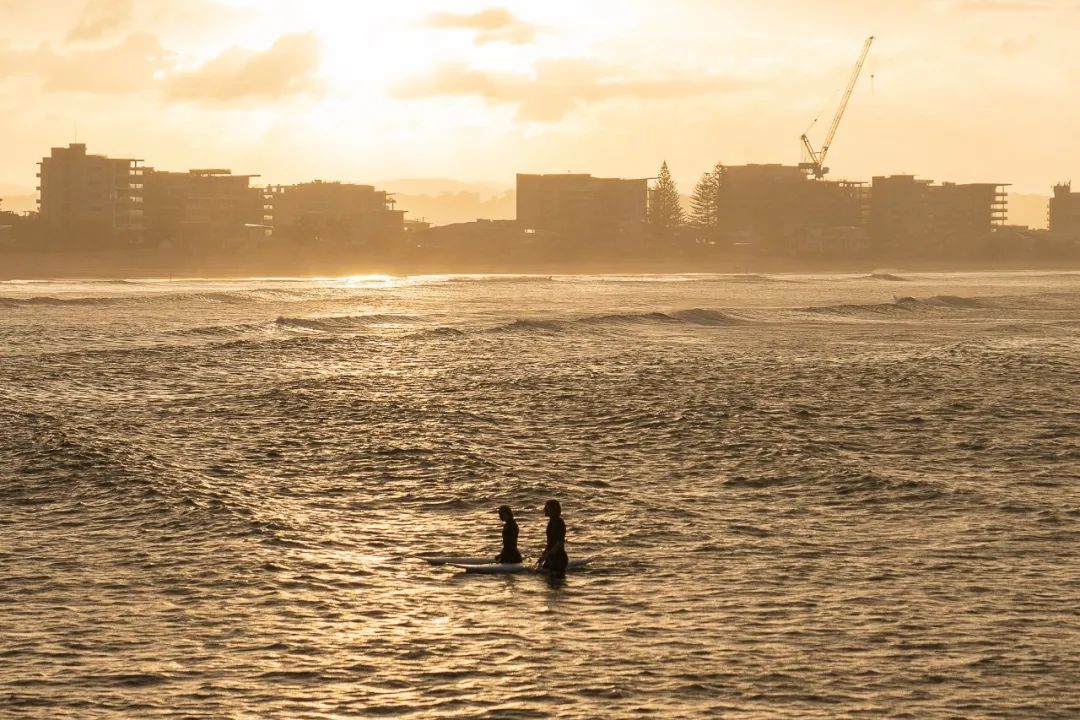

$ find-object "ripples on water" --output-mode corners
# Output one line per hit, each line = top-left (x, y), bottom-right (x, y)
(1, 272), (1078, 718)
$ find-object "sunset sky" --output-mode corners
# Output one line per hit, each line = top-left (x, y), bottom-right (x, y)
(1, 0), (1078, 201)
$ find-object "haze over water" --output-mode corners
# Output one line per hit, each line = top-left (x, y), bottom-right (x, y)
(2, 272), (1078, 718)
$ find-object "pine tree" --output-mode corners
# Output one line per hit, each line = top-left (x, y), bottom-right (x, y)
(648, 161), (685, 232)
(712, 160), (725, 211)
(710, 162), (730, 247)
(689, 171), (718, 231)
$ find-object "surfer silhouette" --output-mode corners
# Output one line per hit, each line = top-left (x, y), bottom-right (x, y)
(495, 505), (523, 564)
(538, 499), (568, 577)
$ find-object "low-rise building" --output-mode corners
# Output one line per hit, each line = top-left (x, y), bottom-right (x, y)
(929, 182), (1008, 249)
(516, 173), (647, 245)
(870, 175), (1007, 254)
(412, 219), (543, 256)
(142, 169), (264, 247)
(265, 181), (405, 248)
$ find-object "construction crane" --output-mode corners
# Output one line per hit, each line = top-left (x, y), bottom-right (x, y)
(799, 35), (874, 179)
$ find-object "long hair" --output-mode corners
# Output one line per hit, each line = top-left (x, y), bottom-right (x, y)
(544, 499), (562, 517)
(498, 504), (514, 520)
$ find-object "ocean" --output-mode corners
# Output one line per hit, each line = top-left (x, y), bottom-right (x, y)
(1, 272), (1078, 718)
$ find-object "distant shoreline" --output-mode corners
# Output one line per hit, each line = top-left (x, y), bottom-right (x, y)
(1, 249), (1078, 282)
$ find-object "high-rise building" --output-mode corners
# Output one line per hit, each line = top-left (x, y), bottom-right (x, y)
(142, 169), (263, 247)
(516, 173), (647, 243)
(1049, 183), (1080, 238)
(37, 143), (144, 247)
(265, 181), (405, 247)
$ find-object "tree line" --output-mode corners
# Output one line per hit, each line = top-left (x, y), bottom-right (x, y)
(648, 161), (724, 238)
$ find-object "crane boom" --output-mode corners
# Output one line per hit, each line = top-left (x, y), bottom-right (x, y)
(800, 35), (874, 179)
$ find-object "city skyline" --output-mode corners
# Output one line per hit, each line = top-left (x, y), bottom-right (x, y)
(2, 0), (1078, 200)
(13, 141), (1073, 273)
(0, 138), (1062, 231)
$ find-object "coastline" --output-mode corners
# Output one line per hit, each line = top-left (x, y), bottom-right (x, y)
(3, 248), (1078, 281)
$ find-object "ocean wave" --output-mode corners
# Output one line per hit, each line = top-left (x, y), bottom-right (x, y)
(0, 295), (124, 307)
(188, 291), (256, 304)
(488, 318), (569, 334)
(163, 322), (267, 338)
(0, 291), (256, 307)
(274, 314), (418, 332)
(868, 272), (909, 281)
(716, 273), (791, 284)
(443, 275), (556, 284)
(582, 309), (748, 326)
(669, 308), (749, 325)
(576, 311), (681, 326)
(923, 295), (988, 308)
(828, 472), (951, 501)
(805, 300), (913, 317)
(0, 288), (328, 308)
(406, 327), (466, 340)
(487, 308), (752, 334)
(805, 294), (990, 317)
(592, 273), (789, 284)
(215, 335), (342, 352)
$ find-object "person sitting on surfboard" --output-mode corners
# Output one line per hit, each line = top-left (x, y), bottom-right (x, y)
(538, 499), (568, 577)
(495, 505), (523, 564)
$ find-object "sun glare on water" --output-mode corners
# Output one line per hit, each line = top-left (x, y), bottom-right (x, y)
(341, 274), (407, 288)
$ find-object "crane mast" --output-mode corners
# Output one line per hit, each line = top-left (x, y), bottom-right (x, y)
(800, 35), (874, 179)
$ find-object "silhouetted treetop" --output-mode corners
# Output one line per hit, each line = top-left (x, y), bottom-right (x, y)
(648, 161), (684, 231)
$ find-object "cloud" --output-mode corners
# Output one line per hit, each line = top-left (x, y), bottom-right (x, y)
(166, 32), (322, 102)
(948, 0), (1080, 10)
(394, 59), (742, 121)
(67, 0), (134, 43)
(424, 7), (536, 45)
(997, 34), (1038, 55)
(0, 33), (168, 94)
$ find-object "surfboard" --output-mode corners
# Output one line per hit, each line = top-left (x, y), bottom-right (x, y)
(418, 556), (494, 566)
(449, 558), (591, 574)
